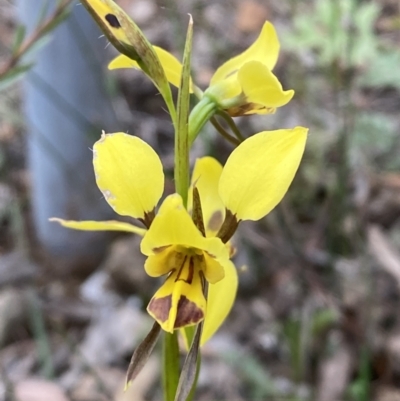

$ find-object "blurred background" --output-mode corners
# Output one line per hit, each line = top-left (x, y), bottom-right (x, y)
(0, 0), (400, 400)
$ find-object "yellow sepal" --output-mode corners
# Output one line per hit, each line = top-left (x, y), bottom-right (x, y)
(50, 218), (146, 235)
(201, 260), (238, 345)
(93, 132), (164, 220)
(109, 46), (194, 93)
(219, 127), (308, 221)
(210, 21), (279, 86)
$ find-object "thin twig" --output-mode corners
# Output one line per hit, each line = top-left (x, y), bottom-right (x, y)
(0, 0), (74, 80)
(210, 116), (240, 146)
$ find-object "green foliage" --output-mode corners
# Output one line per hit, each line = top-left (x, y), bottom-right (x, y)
(357, 50), (400, 89)
(0, 63), (33, 92)
(351, 112), (398, 169)
(0, 1), (72, 92)
(222, 350), (278, 400)
(11, 25), (26, 54)
(284, 0), (378, 67)
(284, 0), (400, 89)
(283, 308), (338, 382)
(347, 346), (370, 401)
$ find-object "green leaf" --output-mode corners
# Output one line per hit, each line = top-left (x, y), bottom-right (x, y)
(22, 35), (52, 61)
(174, 321), (202, 401)
(0, 64), (33, 92)
(358, 50), (400, 89)
(125, 322), (161, 389)
(12, 25), (26, 55)
(162, 331), (180, 401)
(39, 8), (71, 38)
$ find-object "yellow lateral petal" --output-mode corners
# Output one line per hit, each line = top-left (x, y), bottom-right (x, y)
(238, 61), (294, 109)
(144, 245), (177, 277)
(219, 127), (308, 221)
(109, 47), (193, 93)
(93, 133), (164, 220)
(108, 54), (140, 70)
(210, 21), (279, 86)
(147, 267), (206, 333)
(201, 260), (238, 345)
(141, 194), (229, 263)
(50, 218), (146, 235)
(189, 157), (225, 236)
(203, 252), (226, 284)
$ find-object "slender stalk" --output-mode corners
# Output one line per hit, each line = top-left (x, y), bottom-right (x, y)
(188, 95), (218, 146)
(174, 16), (193, 207)
(0, 0), (74, 80)
(210, 116), (240, 146)
(216, 110), (245, 142)
(162, 332), (180, 401)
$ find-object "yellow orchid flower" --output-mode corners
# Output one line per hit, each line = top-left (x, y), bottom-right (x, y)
(51, 127), (307, 343)
(109, 21), (293, 117)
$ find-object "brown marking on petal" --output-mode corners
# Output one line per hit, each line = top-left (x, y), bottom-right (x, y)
(227, 104), (255, 117)
(186, 257), (194, 284)
(229, 244), (237, 258)
(217, 209), (240, 244)
(207, 210), (224, 232)
(152, 245), (171, 253)
(192, 187), (205, 236)
(147, 295), (172, 323)
(227, 103), (275, 117)
(174, 295), (204, 329)
(226, 69), (239, 79)
(175, 256), (195, 284)
(105, 13), (121, 28)
(143, 209), (155, 228)
(175, 254), (188, 283)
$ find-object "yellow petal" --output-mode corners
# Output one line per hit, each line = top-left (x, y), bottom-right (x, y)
(189, 157), (225, 236)
(219, 127), (308, 221)
(238, 61), (294, 110)
(141, 194), (229, 263)
(203, 252), (226, 284)
(201, 260), (238, 345)
(49, 218), (146, 235)
(108, 54), (139, 70)
(144, 245), (178, 277)
(109, 46), (193, 93)
(93, 133), (164, 220)
(145, 245), (225, 286)
(210, 21), (279, 86)
(147, 266), (206, 332)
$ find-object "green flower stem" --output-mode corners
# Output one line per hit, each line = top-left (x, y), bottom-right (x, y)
(216, 93), (246, 110)
(210, 116), (241, 146)
(174, 16), (193, 208)
(162, 332), (180, 401)
(216, 110), (245, 142)
(188, 95), (218, 146)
